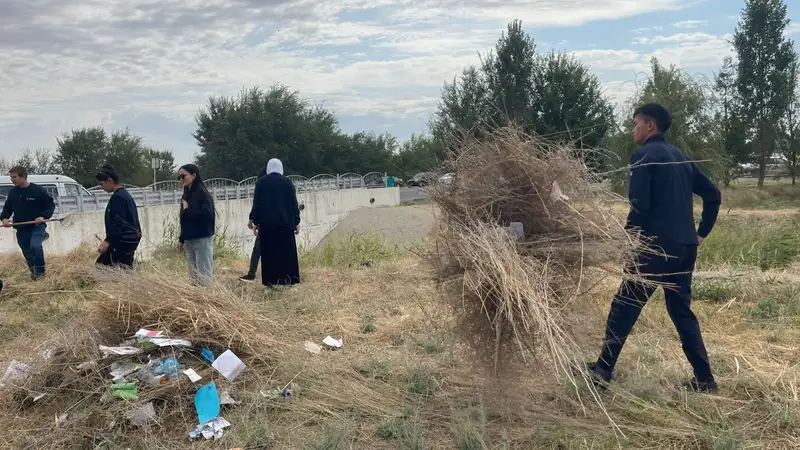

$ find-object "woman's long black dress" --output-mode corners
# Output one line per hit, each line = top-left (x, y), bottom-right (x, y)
(250, 173), (301, 286)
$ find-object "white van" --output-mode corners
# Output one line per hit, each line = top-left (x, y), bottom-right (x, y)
(0, 174), (87, 202)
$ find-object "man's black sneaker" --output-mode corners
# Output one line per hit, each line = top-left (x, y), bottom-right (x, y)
(238, 273), (256, 282)
(0, 279), (4, 294)
(680, 378), (718, 393)
(575, 362), (613, 388)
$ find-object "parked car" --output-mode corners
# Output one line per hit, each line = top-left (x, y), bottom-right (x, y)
(438, 173), (454, 185)
(407, 172), (434, 187)
(0, 174), (88, 204)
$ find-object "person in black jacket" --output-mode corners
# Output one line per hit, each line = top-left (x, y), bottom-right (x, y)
(178, 164), (215, 287)
(239, 166), (268, 282)
(249, 158), (301, 287)
(95, 165), (141, 268)
(586, 103), (722, 393)
(0, 166), (55, 280)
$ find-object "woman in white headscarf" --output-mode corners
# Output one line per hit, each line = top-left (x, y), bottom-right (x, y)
(249, 158), (301, 286)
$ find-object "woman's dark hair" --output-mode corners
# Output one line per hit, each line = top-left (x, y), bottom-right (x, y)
(180, 164), (214, 208)
(95, 164), (120, 183)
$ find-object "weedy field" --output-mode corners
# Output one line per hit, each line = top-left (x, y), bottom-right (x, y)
(0, 180), (799, 450)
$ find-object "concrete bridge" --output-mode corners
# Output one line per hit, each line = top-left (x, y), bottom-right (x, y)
(0, 187), (400, 258)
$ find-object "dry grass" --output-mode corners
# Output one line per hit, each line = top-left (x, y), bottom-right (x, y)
(0, 204), (799, 448)
(426, 127), (641, 381)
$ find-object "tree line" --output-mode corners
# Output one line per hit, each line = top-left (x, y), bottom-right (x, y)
(3, 0), (796, 188)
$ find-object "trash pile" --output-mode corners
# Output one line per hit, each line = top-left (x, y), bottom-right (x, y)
(1, 326), (293, 443)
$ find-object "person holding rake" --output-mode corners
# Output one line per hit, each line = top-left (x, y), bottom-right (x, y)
(0, 166), (55, 280)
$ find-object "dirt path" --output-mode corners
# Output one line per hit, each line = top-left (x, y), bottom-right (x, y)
(317, 204), (437, 250)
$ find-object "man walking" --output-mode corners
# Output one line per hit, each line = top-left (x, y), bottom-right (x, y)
(586, 103), (722, 392)
(1, 166), (56, 280)
(239, 166), (267, 282)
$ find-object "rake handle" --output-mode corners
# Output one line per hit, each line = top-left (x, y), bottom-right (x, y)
(4, 218), (62, 227)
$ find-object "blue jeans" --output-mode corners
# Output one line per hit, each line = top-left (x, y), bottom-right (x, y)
(184, 236), (214, 287)
(16, 225), (46, 277)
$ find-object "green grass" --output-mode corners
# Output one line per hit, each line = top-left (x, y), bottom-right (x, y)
(302, 230), (397, 268)
(719, 182), (800, 210)
(408, 365), (437, 398)
(359, 313), (376, 333)
(376, 414), (427, 449)
(698, 215), (800, 270)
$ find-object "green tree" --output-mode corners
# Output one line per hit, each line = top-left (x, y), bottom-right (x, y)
(193, 85), (341, 178)
(430, 66), (492, 155)
(55, 127), (108, 186)
(147, 149), (177, 184)
(713, 56), (750, 186)
(531, 51), (614, 170)
(608, 58), (722, 187)
(733, 0), (795, 187)
(484, 19), (536, 126)
(55, 127), (175, 186)
(430, 19), (613, 168)
(780, 51), (799, 185)
(391, 134), (440, 177)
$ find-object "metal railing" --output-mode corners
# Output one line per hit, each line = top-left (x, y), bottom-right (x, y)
(56, 172), (389, 214)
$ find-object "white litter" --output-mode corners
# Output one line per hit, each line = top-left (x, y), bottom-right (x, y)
(211, 350), (245, 381)
(134, 329), (163, 339)
(323, 336), (343, 349)
(99, 345), (142, 357)
(126, 402), (157, 427)
(189, 417), (231, 440)
(182, 368), (202, 383)
(304, 341), (322, 355)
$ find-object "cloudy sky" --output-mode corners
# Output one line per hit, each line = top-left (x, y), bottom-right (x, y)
(1, 0), (798, 167)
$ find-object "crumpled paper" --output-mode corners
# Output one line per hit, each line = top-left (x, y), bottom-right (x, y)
(189, 417), (231, 440)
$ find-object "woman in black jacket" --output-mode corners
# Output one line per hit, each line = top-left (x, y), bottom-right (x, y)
(249, 158), (301, 287)
(178, 164), (215, 287)
(96, 165), (141, 268)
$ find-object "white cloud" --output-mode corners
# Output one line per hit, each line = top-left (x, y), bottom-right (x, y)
(632, 26), (663, 34)
(0, 0), (709, 163)
(576, 33), (732, 72)
(785, 22), (800, 36)
(633, 32), (719, 45)
(672, 19), (707, 28)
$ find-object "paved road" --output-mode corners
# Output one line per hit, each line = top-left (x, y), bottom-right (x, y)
(399, 187), (427, 203)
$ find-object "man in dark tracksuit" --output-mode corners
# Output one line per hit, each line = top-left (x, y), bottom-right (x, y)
(0, 166), (55, 280)
(586, 103), (722, 393)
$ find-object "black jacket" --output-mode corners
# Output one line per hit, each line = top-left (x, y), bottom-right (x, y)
(250, 173), (300, 230)
(0, 183), (55, 230)
(626, 134), (721, 245)
(104, 188), (141, 246)
(179, 188), (215, 243)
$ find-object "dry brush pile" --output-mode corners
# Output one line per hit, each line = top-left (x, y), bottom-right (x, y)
(0, 255), (283, 449)
(427, 127), (641, 378)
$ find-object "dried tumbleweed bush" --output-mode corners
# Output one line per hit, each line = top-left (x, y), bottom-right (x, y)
(428, 127), (643, 378)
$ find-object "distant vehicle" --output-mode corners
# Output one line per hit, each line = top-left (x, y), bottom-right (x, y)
(439, 173), (454, 185)
(0, 174), (89, 202)
(407, 172), (434, 187)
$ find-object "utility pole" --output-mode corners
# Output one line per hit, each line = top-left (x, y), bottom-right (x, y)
(151, 157), (159, 186)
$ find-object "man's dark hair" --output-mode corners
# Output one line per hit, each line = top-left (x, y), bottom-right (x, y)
(9, 166), (28, 178)
(633, 103), (672, 133)
(95, 164), (120, 183)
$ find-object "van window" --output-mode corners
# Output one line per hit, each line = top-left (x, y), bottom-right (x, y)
(65, 184), (80, 197)
(0, 186), (12, 198)
(39, 184), (59, 198)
